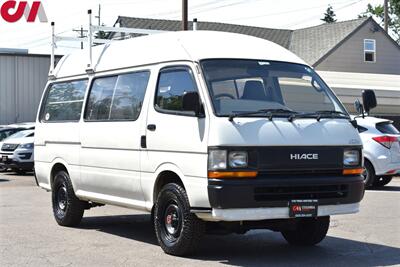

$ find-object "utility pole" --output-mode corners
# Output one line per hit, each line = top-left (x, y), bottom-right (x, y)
(72, 26), (88, 50)
(384, 0), (388, 32)
(95, 4), (101, 26)
(182, 0), (188, 31)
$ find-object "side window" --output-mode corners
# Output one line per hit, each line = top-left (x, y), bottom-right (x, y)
(41, 80), (88, 122)
(86, 77), (117, 121)
(85, 71), (150, 121)
(155, 67), (199, 114)
(364, 39), (376, 62)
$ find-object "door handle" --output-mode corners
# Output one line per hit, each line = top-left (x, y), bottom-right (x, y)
(147, 124), (156, 131)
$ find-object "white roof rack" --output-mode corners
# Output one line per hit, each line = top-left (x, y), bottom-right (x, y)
(49, 9), (167, 79)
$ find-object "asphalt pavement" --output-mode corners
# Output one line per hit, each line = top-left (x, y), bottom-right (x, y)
(0, 173), (399, 267)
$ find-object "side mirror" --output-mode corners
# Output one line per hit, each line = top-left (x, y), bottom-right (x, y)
(354, 99), (363, 115)
(182, 91), (204, 117)
(362, 90), (377, 114)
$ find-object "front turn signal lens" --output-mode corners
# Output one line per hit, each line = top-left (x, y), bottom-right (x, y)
(343, 168), (364, 175)
(208, 171), (258, 179)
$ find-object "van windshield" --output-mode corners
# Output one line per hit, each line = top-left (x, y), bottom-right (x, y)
(200, 59), (347, 118)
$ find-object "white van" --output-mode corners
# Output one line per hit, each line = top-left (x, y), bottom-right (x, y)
(35, 31), (368, 255)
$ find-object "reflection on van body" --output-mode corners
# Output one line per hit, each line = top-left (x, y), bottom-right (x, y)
(35, 31), (365, 256)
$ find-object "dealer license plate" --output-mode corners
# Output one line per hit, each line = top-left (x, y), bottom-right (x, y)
(1, 156), (8, 162)
(289, 200), (318, 218)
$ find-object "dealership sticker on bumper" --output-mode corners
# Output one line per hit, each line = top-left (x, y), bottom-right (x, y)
(289, 199), (318, 218)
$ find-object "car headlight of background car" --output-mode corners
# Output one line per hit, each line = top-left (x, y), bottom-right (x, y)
(19, 143), (34, 149)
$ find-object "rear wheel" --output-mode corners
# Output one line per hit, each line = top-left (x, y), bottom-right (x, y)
(281, 216), (330, 246)
(363, 160), (375, 187)
(154, 183), (204, 256)
(52, 170), (85, 226)
(373, 176), (393, 187)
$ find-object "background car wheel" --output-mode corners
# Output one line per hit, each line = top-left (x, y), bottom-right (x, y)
(363, 160), (376, 187)
(154, 183), (204, 256)
(52, 170), (85, 227)
(281, 216), (330, 246)
(373, 176), (393, 187)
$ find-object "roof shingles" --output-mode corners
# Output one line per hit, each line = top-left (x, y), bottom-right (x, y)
(113, 16), (376, 65)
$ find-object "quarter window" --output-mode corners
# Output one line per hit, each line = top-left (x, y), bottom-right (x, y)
(85, 71), (150, 121)
(41, 80), (88, 122)
(155, 67), (199, 115)
(364, 39), (376, 62)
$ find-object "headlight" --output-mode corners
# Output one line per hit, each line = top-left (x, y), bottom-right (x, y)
(343, 150), (359, 166)
(19, 143), (34, 149)
(208, 150), (227, 170)
(228, 151), (248, 168)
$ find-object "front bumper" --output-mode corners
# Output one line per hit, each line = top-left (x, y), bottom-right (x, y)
(0, 158), (34, 171)
(196, 203), (360, 221)
(208, 175), (365, 209)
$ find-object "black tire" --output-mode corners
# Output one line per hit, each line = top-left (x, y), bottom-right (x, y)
(281, 216), (330, 246)
(52, 170), (85, 227)
(0, 165), (7, 172)
(154, 183), (204, 256)
(373, 176), (393, 187)
(363, 160), (376, 187)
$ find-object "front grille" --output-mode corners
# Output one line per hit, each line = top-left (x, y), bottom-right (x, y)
(259, 169), (342, 177)
(1, 143), (18, 152)
(254, 184), (349, 202)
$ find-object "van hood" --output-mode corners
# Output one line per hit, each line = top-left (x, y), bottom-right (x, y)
(209, 117), (362, 147)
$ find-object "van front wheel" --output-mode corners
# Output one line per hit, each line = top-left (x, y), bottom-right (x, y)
(281, 216), (330, 246)
(52, 171), (85, 227)
(154, 183), (204, 256)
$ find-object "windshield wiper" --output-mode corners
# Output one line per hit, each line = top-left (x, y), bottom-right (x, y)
(314, 110), (350, 120)
(228, 109), (297, 122)
(288, 110), (350, 122)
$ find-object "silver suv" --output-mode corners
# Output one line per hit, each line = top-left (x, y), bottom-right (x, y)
(0, 130), (34, 174)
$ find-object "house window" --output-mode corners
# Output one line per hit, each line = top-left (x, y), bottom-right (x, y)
(364, 39), (376, 62)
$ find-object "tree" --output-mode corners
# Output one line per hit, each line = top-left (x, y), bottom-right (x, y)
(359, 0), (400, 43)
(321, 5), (337, 23)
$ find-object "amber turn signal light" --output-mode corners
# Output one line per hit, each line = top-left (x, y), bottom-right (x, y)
(208, 171), (258, 179)
(343, 168), (364, 175)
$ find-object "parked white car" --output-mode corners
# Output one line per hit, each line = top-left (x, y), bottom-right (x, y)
(356, 116), (400, 187)
(0, 130), (35, 174)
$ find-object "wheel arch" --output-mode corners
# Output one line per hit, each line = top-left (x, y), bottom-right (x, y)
(153, 164), (186, 204)
(49, 158), (73, 190)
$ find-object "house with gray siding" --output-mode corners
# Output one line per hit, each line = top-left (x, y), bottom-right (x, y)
(109, 16), (400, 125)
(0, 51), (61, 125)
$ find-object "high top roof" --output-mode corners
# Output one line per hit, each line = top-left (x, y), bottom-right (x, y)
(54, 31), (306, 78)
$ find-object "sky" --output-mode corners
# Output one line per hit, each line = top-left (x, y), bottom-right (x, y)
(0, 0), (383, 55)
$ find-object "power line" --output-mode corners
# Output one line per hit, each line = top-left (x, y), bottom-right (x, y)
(282, 0), (365, 28)
(226, 0), (351, 23)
